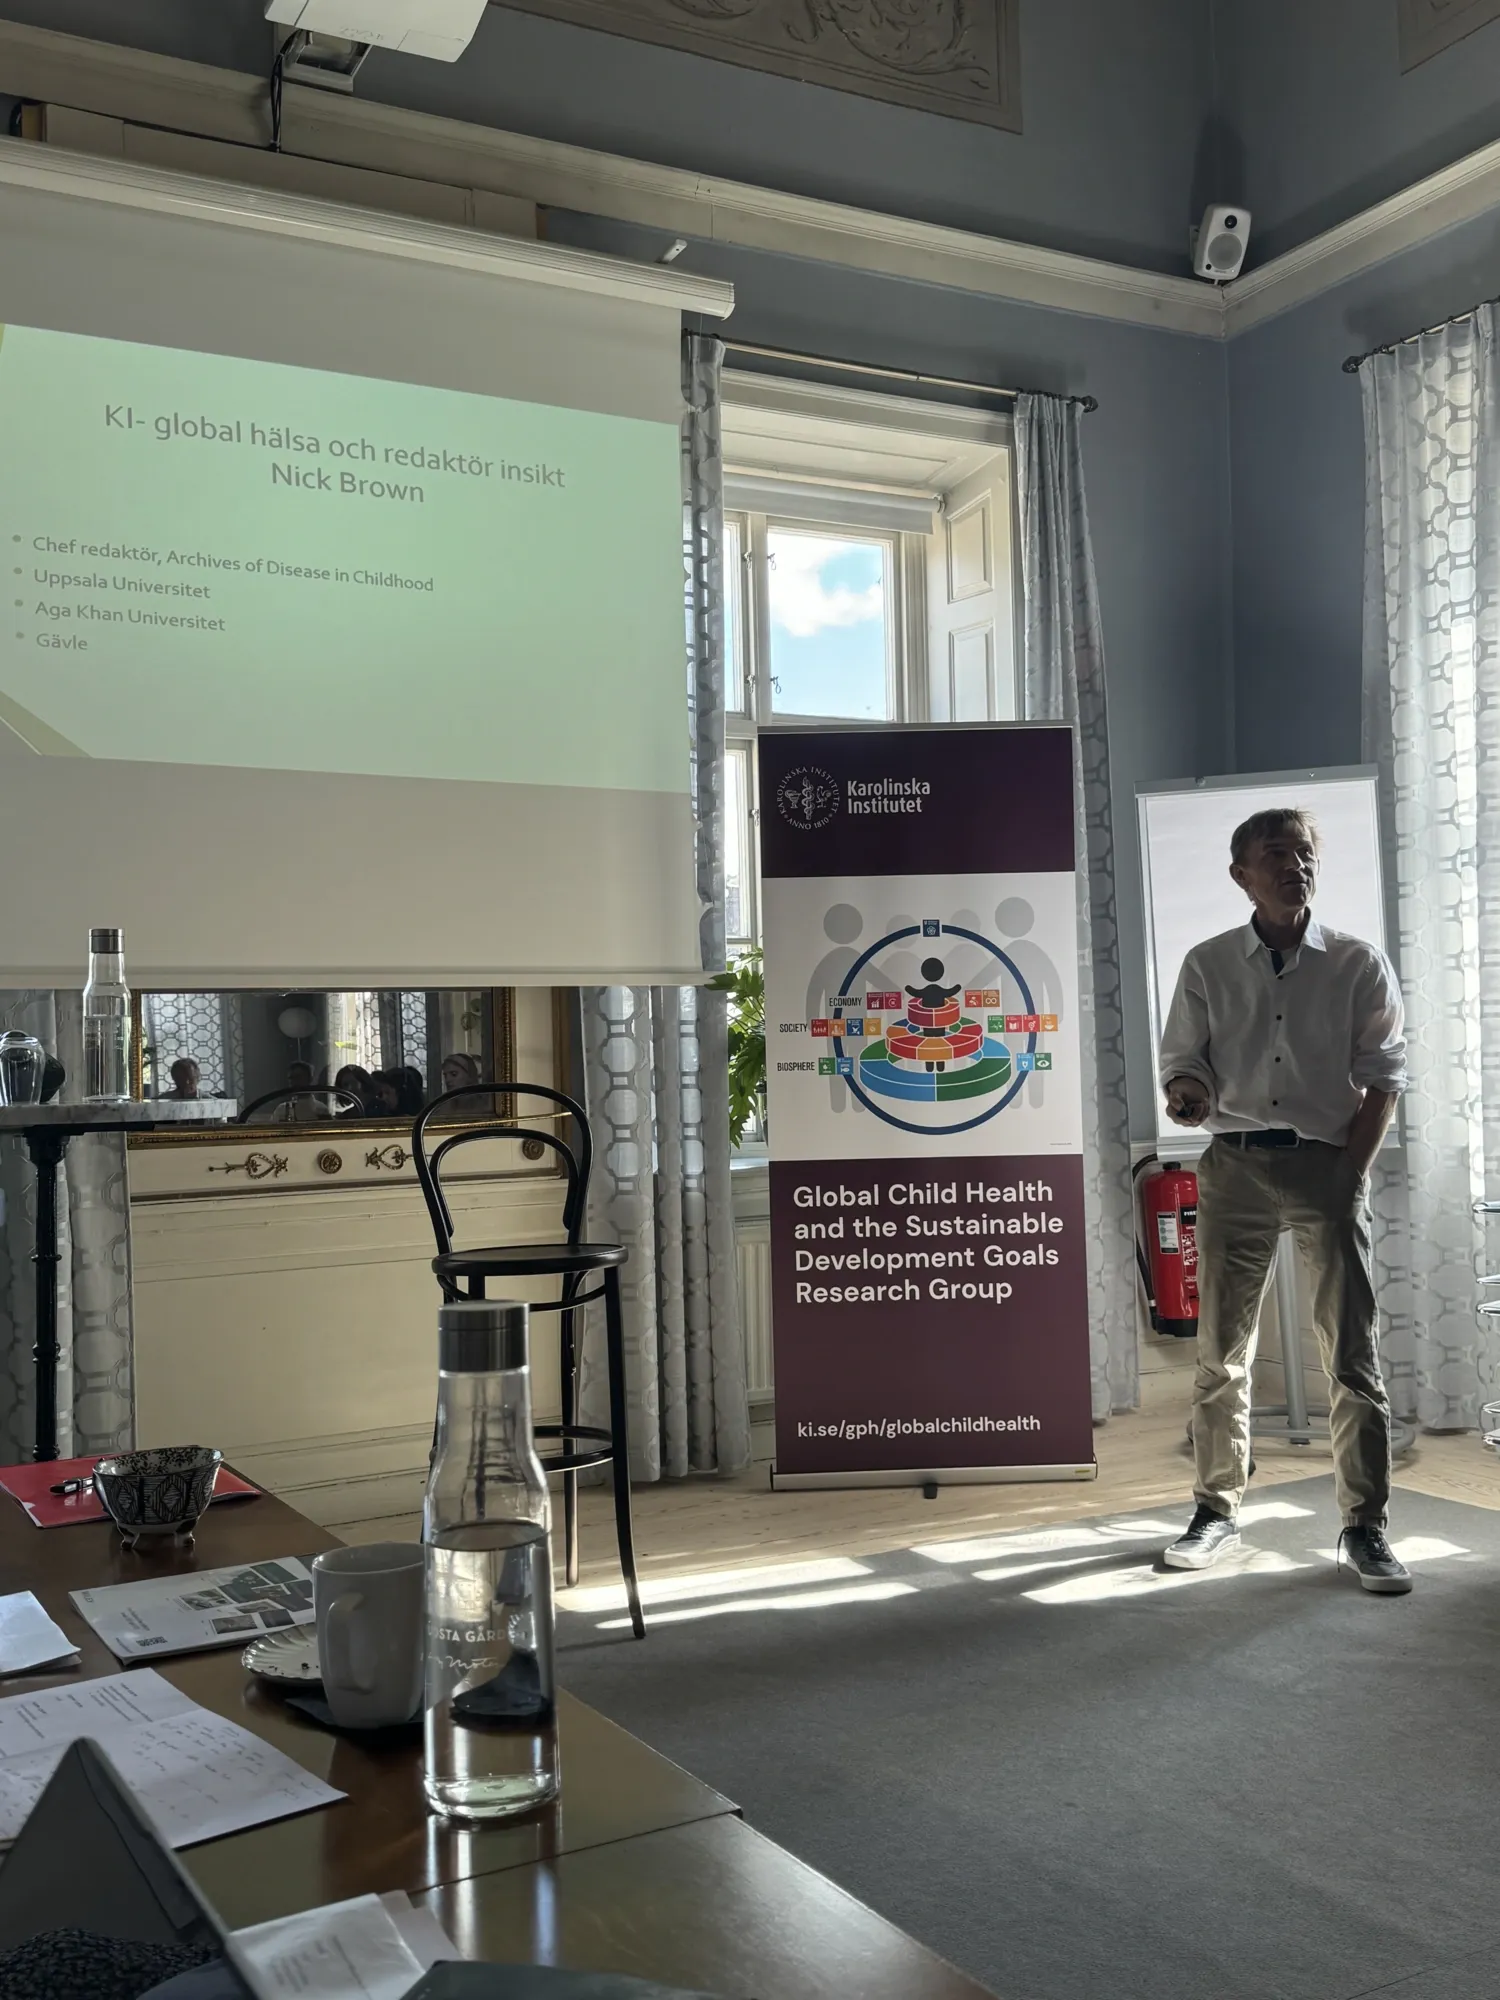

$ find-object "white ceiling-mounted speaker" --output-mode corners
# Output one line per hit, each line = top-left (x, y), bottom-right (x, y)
(265, 0), (488, 62)
(1191, 204), (1251, 283)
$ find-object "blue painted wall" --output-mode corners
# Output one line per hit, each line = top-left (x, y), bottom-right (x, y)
(1229, 211), (1500, 776)
(1212, 0), (1500, 264)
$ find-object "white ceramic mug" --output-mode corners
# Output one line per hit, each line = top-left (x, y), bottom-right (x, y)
(312, 1542), (424, 1729)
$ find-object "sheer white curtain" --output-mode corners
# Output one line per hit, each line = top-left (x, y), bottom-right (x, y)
(577, 334), (750, 1481)
(1359, 306), (1500, 1429)
(1015, 395), (1137, 1419)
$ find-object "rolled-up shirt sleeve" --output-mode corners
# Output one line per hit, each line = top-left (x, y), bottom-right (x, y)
(1160, 951), (1215, 1096)
(1351, 951), (1408, 1094)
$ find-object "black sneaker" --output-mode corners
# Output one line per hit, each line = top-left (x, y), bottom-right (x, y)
(1163, 1505), (1241, 1570)
(1338, 1525), (1413, 1594)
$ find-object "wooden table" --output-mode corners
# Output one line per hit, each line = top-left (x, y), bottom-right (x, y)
(0, 1488), (735, 1927)
(0, 1480), (999, 1996)
(0, 1482), (335, 1684)
(420, 1817), (995, 2000)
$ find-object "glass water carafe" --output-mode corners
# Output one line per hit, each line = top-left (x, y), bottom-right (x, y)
(422, 1300), (558, 1822)
(82, 927), (131, 1103)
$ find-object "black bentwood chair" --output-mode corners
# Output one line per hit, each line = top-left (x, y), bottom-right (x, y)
(412, 1082), (645, 1640)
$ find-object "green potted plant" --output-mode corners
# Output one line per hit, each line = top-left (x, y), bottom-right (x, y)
(709, 949), (765, 1147)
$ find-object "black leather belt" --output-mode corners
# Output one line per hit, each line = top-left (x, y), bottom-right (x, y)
(1221, 1129), (1301, 1150)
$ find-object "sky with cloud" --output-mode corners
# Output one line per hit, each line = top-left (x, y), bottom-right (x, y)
(768, 531), (890, 719)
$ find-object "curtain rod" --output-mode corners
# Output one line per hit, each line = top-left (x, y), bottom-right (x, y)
(1342, 294), (1500, 372)
(720, 338), (1098, 413)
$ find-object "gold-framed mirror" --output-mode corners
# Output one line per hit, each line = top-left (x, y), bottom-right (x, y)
(129, 987), (518, 1142)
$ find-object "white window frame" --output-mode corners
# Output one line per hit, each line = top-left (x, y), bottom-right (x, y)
(723, 507), (917, 961)
(751, 512), (906, 729)
(719, 375), (1019, 971)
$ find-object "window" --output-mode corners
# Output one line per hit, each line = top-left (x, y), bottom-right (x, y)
(724, 514), (746, 715)
(723, 508), (904, 964)
(724, 739), (754, 953)
(717, 385), (1017, 1155)
(765, 527), (896, 722)
(723, 458), (1015, 963)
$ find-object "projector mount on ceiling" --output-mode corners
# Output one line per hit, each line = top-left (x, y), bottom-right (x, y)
(264, 2), (490, 143)
(272, 29), (372, 94)
(264, 1), (490, 67)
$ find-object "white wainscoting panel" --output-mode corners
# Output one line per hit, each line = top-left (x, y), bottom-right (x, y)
(733, 1160), (774, 1398)
(131, 1170), (567, 1525)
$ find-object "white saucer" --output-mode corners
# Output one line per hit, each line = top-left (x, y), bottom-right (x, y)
(242, 1626), (321, 1685)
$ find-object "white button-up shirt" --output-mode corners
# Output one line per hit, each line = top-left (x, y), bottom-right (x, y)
(1159, 919), (1407, 1146)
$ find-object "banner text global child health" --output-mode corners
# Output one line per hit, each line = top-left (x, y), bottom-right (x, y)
(790, 1174), (1067, 1305)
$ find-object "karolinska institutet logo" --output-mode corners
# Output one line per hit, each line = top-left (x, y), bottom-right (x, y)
(776, 769), (930, 830)
(776, 766), (841, 831)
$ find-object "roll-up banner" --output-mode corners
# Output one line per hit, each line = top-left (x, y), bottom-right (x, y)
(758, 724), (1095, 1489)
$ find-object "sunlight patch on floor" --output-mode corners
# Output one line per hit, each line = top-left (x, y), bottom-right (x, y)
(1025, 1546), (1312, 1603)
(559, 1555), (871, 1615)
(912, 1518), (1180, 1565)
(972, 1554), (1125, 1584)
(1309, 1535), (1471, 1567)
(595, 1579), (916, 1630)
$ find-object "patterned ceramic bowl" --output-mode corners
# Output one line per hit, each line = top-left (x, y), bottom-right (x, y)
(93, 1445), (223, 1548)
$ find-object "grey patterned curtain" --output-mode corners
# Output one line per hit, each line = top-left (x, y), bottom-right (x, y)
(1359, 307), (1500, 1430)
(0, 990), (134, 1463)
(577, 334), (751, 1481)
(1014, 394), (1137, 1420)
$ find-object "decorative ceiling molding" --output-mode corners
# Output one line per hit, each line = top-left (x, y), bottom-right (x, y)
(284, 84), (1214, 330)
(493, 0), (1021, 133)
(11, 16), (1500, 346)
(1220, 124), (1500, 337)
(1397, 0), (1500, 72)
(0, 18), (1218, 339)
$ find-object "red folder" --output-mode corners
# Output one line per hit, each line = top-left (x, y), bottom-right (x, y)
(0, 1456), (258, 1528)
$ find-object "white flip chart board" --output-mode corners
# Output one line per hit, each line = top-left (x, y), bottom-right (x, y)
(1136, 768), (1389, 1151)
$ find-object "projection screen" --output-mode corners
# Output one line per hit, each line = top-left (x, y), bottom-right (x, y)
(0, 143), (733, 987)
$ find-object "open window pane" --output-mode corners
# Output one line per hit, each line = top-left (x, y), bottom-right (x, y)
(724, 741), (753, 950)
(767, 527), (893, 721)
(723, 515), (746, 713)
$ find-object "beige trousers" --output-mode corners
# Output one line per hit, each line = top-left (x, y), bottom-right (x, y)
(1192, 1137), (1391, 1527)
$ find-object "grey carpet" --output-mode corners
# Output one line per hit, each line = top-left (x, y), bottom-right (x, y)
(557, 1476), (1500, 2000)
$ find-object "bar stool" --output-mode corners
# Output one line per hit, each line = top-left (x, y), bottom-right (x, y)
(412, 1082), (645, 1639)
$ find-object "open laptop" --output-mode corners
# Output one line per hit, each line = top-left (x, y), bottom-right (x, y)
(0, 1737), (257, 1998)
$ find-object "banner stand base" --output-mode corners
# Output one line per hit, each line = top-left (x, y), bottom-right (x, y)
(769, 1461), (1097, 1492)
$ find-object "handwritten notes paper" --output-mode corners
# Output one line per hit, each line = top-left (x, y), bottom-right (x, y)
(235, 1892), (456, 1999)
(0, 1670), (342, 1847)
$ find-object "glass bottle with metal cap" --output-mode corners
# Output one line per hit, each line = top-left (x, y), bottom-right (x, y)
(82, 926), (131, 1103)
(422, 1299), (559, 1820)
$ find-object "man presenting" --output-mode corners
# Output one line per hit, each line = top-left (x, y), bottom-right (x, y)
(1159, 808), (1410, 1593)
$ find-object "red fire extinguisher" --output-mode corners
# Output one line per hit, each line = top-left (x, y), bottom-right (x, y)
(1141, 1162), (1199, 1337)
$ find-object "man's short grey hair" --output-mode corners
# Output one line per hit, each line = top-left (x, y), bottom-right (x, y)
(1229, 807), (1321, 868)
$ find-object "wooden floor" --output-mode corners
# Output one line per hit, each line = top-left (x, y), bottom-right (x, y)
(341, 1366), (1500, 1592)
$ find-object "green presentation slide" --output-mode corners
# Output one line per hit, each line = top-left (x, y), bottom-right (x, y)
(0, 322), (688, 791)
